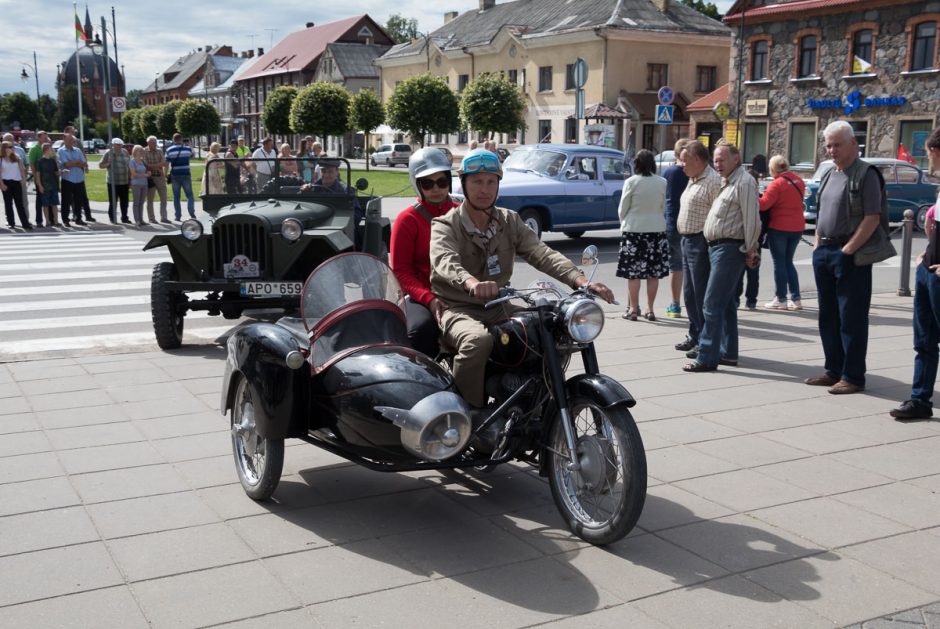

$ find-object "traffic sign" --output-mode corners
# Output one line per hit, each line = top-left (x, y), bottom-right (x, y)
(657, 86), (674, 106)
(573, 58), (588, 89)
(656, 105), (674, 125)
(111, 96), (127, 112)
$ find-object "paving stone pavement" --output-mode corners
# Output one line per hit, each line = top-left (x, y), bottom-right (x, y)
(1, 291), (940, 628)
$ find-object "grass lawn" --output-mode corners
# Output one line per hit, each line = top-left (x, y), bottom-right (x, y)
(83, 155), (412, 201)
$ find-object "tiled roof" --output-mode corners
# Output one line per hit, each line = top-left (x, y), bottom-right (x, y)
(381, 0), (729, 60)
(686, 83), (729, 111)
(327, 43), (391, 79)
(724, 0), (872, 23)
(143, 48), (219, 93)
(584, 103), (630, 119)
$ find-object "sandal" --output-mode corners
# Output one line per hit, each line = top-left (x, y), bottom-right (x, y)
(645, 311), (656, 322)
(683, 362), (717, 373)
(621, 309), (639, 321)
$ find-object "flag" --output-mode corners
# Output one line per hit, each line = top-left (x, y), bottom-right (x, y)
(898, 143), (917, 165)
(852, 55), (872, 74)
(75, 12), (86, 41)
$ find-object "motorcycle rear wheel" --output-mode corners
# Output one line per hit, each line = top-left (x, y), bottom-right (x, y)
(231, 377), (284, 500)
(548, 395), (646, 545)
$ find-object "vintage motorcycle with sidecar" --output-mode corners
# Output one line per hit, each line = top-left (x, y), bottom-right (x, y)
(221, 248), (646, 544)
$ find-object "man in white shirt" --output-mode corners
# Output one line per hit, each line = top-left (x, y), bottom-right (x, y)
(251, 137), (277, 190)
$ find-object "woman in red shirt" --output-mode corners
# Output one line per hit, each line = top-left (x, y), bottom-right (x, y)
(760, 155), (806, 311)
(390, 148), (457, 356)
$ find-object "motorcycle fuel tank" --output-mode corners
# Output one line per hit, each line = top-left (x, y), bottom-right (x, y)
(488, 312), (542, 369)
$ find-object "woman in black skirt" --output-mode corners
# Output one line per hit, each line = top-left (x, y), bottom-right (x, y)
(616, 149), (668, 320)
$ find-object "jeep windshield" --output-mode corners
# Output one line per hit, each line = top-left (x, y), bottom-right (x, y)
(503, 149), (567, 178)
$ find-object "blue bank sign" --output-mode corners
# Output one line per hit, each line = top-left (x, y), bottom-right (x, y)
(807, 90), (906, 115)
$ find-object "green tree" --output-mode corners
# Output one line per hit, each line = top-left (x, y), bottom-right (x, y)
(122, 108), (144, 144)
(385, 13), (419, 43)
(348, 89), (384, 171)
(459, 73), (527, 137)
(289, 82), (351, 143)
(157, 99), (184, 138)
(176, 99), (221, 141)
(386, 73), (459, 147)
(55, 85), (95, 129)
(680, 0), (721, 20)
(0, 92), (42, 130)
(139, 105), (161, 138)
(37, 95), (56, 130)
(94, 121), (111, 140)
(126, 89), (143, 109)
(261, 86), (297, 137)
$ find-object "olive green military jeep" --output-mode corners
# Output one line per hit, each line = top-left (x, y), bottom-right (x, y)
(143, 157), (385, 349)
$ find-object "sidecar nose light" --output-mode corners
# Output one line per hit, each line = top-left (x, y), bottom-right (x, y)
(564, 298), (604, 343)
(181, 219), (203, 241)
(281, 218), (303, 242)
(285, 350), (305, 370)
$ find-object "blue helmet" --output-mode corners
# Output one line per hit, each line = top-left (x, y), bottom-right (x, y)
(459, 149), (502, 179)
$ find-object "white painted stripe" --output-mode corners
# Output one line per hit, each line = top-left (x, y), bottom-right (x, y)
(0, 269), (154, 283)
(0, 249), (153, 262)
(0, 310), (212, 332)
(0, 239), (143, 249)
(0, 281), (150, 297)
(0, 234), (131, 244)
(0, 257), (166, 271)
(0, 326), (237, 356)
(0, 295), (151, 312)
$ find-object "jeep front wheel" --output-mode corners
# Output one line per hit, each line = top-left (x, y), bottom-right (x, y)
(151, 262), (185, 350)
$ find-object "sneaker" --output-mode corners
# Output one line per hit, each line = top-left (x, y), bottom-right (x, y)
(665, 302), (682, 318)
(787, 299), (802, 311)
(675, 338), (696, 352)
(890, 399), (933, 420)
(765, 297), (788, 310)
(746, 301), (757, 310)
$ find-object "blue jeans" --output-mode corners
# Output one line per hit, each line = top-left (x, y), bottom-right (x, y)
(681, 233), (710, 344)
(911, 263), (940, 405)
(812, 245), (872, 386)
(171, 174), (195, 219)
(736, 265), (760, 307)
(697, 243), (746, 367)
(768, 229), (802, 301)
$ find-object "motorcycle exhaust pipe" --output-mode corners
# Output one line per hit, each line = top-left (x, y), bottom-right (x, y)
(376, 392), (472, 461)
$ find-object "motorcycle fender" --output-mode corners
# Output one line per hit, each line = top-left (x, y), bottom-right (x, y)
(565, 373), (636, 408)
(221, 322), (308, 439)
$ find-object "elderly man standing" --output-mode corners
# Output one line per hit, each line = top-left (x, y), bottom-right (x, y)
(806, 121), (884, 394)
(683, 143), (760, 372)
(143, 135), (169, 223)
(674, 140), (722, 354)
(57, 133), (90, 227)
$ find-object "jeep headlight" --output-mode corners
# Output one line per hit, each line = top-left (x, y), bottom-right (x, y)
(180, 219), (203, 241)
(281, 218), (303, 242)
(564, 298), (604, 343)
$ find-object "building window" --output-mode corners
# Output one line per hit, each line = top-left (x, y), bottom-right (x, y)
(565, 64), (576, 90)
(899, 119), (933, 170)
(565, 118), (577, 143)
(912, 21), (937, 71)
(458, 74), (469, 92)
(798, 35), (818, 78)
(743, 122), (767, 164)
(538, 119), (552, 143)
(458, 130), (468, 144)
(696, 66), (717, 92)
(538, 66), (552, 92)
(751, 39), (768, 80)
(852, 29), (873, 68)
(788, 122), (816, 166)
(646, 64), (668, 91)
(508, 69), (518, 85)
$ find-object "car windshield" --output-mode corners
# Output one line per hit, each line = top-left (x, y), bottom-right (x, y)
(301, 253), (404, 330)
(811, 162), (835, 182)
(504, 149), (568, 177)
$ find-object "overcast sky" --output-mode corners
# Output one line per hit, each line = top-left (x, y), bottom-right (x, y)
(0, 0), (734, 99)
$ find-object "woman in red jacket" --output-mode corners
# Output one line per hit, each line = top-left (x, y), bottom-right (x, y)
(390, 147), (457, 356)
(760, 155), (806, 311)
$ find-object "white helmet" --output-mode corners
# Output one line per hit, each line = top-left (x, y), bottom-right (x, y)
(408, 147), (452, 199)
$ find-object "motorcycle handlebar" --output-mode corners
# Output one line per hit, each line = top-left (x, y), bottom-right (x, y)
(484, 287), (515, 309)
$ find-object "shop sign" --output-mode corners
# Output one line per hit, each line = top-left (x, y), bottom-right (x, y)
(712, 101), (730, 120)
(806, 89), (906, 115)
(745, 99), (768, 116)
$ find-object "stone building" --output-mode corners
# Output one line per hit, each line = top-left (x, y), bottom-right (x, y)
(724, 0), (939, 170)
(375, 0), (731, 155)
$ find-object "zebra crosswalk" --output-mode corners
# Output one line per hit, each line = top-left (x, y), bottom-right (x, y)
(0, 230), (240, 360)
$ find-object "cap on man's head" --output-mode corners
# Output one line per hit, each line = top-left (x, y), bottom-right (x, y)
(319, 158), (340, 169)
(111, 138), (124, 145)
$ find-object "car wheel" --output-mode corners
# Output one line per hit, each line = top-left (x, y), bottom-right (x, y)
(564, 231), (586, 239)
(231, 376), (284, 500)
(916, 205), (930, 233)
(519, 209), (543, 239)
(370, 157), (376, 166)
(151, 261), (185, 350)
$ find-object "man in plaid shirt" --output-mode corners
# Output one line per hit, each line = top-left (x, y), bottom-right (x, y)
(98, 138), (131, 224)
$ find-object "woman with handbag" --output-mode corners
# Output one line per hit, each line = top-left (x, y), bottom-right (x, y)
(759, 155), (806, 310)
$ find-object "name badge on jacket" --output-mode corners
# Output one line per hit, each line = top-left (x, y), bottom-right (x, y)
(486, 254), (501, 276)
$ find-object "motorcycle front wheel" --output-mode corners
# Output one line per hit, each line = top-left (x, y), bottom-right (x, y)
(548, 395), (647, 545)
(231, 377), (284, 500)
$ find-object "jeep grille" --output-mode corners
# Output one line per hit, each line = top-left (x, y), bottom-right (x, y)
(212, 222), (268, 276)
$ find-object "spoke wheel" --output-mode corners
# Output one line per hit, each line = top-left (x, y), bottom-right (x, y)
(231, 377), (284, 500)
(548, 395), (646, 545)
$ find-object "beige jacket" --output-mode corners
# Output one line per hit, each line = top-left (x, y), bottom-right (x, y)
(430, 203), (585, 308)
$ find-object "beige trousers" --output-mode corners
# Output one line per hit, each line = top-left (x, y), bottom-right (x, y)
(440, 304), (515, 408)
(147, 176), (168, 221)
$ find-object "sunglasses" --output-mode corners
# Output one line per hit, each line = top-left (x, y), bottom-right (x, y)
(463, 153), (501, 174)
(419, 176), (450, 190)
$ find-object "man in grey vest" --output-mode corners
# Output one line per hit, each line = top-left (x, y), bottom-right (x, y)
(805, 120), (883, 394)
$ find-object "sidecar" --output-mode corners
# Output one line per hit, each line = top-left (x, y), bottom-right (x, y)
(221, 252), (474, 499)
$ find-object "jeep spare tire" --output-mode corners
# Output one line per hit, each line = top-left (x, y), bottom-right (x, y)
(259, 175), (307, 195)
(151, 262), (185, 350)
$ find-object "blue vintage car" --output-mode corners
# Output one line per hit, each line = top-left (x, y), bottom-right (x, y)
(452, 144), (631, 238)
(803, 158), (939, 231)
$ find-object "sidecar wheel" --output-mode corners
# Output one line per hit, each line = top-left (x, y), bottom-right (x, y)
(230, 377), (284, 500)
(547, 395), (646, 545)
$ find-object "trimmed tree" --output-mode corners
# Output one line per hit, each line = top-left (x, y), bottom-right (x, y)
(348, 89), (384, 171)
(157, 99), (184, 138)
(386, 73), (459, 147)
(122, 108), (144, 145)
(290, 82), (351, 148)
(262, 86), (297, 138)
(139, 104), (161, 138)
(177, 99), (221, 141)
(460, 72), (527, 139)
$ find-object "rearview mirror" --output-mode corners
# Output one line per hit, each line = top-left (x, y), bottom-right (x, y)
(581, 244), (598, 267)
(355, 177), (369, 191)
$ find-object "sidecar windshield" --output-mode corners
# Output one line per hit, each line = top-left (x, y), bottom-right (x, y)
(301, 252), (405, 329)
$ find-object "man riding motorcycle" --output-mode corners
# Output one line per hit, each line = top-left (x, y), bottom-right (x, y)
(429, 149), (616, 408)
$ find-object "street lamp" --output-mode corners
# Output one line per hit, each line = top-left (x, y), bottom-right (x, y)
(19, 51), (40, 101)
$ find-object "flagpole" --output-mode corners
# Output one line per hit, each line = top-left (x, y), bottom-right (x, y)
(75, 2), (85, 143)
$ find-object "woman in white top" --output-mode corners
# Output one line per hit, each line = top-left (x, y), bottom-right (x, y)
(616, 149), (668, 321)
(0, 141), (30, 229)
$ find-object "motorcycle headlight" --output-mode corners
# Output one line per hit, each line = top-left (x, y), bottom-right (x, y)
(281, 218), (303, 242)
(180, 219), (203, 241)
(564, 298), (605, 343)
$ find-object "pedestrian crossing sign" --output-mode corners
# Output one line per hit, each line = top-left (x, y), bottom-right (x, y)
(656, 105), (674, 125)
